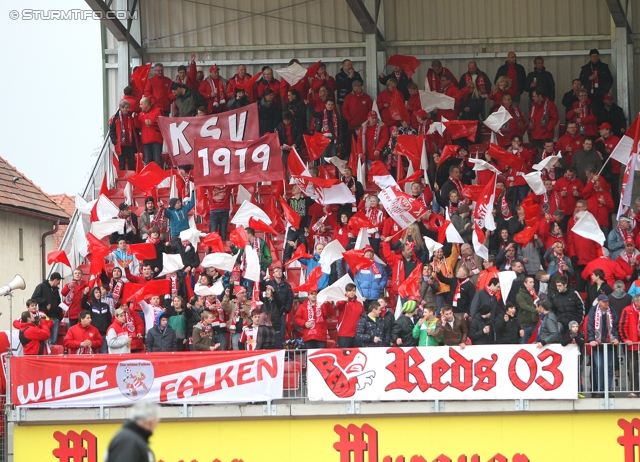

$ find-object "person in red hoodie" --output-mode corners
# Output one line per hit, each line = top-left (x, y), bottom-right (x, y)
(566, 202), (603, 292)
(528, 89), (559, 151)
(226, 64), (255, 102)
(342, 80), (373, 149)
(619, 294), (640, 394)
(554, 121), (584, 167)
(425, 60), (458, 92)
(294, 289), (333, 349)
(175, 54), (198, 89)
(334, 283), (365, 348)
(554, 167), (584, 229)
(18, 311), (50, 355)
(143, 63), (174, 115)
(64, 311), (104, 354)
(133, 97), (164, 167)
(597, 122), (622, 208)
(61, 268), (89, 327)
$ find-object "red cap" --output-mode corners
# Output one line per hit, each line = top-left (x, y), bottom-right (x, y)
(209, 65), (219, 73)
(363, 245), (375, 254)
(603, 93), (613, 100)
(416, 110), (428, 119)
(626, 238), (635, 245)
(234, 285), (247, 295)
(598, 122), (612, 130)
(368, 110), (378, 118)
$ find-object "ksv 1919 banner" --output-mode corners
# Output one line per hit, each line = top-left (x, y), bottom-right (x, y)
(306, 344), (578, 401)
(11, 350), (284, 408)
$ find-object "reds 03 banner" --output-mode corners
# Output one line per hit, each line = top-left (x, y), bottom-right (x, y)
(11, 350), (284, 408)
(378, 185), (428, 229)
(193, 132), (285, 186)
(307, 344), (577, 401)
(158, 104), (259, 166)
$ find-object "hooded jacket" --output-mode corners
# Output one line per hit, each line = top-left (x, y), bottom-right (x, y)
(469, 313), (494, 345)
(18, 321), (50, 355)
(146, 312), (177, 352)
(81, 292), (113, 336)
(31, 279), (63, 321)
(355, 312), (389, 347)
(106, 319), (131, 354)
(164, 192), (195, 238)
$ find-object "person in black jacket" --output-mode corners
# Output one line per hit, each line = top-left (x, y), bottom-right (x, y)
(586, 269), (613, 309)
(495, 303), (524, 344)
(170, 82), (206, 117)
(105, 401), (158, 462)
(259, 285), (284, 347)
(494, 52), (527, 105)
(595, 94), (628, 138)
(145, 312), (177, 352)
(525, 56), (556, 102)
(283, 89), (307, 133)
(562, 79), (582, 115)
(110, 202), (141, 245)
(256, 312), (277, 350)
(276, 112), (304, 166)
(435, 265), (476, 316)
(551, 276), (585, 333)
(31, 272), (62, 344)
(469, 304), (494, 345)
(81, 286), (113, 353)
(379, 66), (413, 100)
(391, 300), (419, 346)
(265, 265), (294, 345)
(258, 89), (282, 135)
(336, 59), (363, 106)
(579, 49), (613, 106)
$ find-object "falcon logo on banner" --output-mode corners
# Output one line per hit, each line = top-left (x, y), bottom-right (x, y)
(158, 104), (260, 167)
(193, 133), (285, 186)
(378, 185), (428, 229)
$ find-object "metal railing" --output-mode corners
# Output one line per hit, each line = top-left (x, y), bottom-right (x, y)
(580, 342), (640, 401)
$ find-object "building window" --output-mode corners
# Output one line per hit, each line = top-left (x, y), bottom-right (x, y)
(19, 228), (24, 261)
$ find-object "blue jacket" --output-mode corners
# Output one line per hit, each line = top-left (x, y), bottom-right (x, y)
(165, 192), (195, 237)
(543, 247), (574, 276)
(607, 228), (627, 260)
(299, 254), (330, 291)
(354, 263), (387, 300)
(355, 313), (389, 347)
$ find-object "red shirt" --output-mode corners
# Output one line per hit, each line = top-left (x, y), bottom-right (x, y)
(597, 135), (622, 174)
(143, 75), (175, 113)
(553, 177), (584, 216)
(64, 323), (104, 354)
(335, 299), (365, 337)
(555, 132), (584, 167)
(342, 92), (373, 130)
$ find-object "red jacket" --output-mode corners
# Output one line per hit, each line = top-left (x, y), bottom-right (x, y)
(120, 94), (141, 115)
(554, 177), (584, 216)
(567, 230), (602, 266)
(616, 253), (640, 290)
(335, 299), (365, 338)
(356, 122), (389, 160)
(535, 190), (564, 216)
(123, 309), (145, 350)
(227, 73), (256, 102)
(199, 76), (228, 114)
(581, 257), (625, 288)
(619, 304), (640, 350)
(134, 108), (164, 145)
(294, 300), (333, 343)
(528, 98), (559, 141)
(175, 61), (198, 89)
(143, 75), (175, 113)
(436, 83), (460, 121)
(64, 322), (104, 354)
(110, 111), (137, 155)
(582, 180), (614, 227)
(61, 280), (89, 321)
(280, 78), (310, 102)
(377, 89), (398, 127)
(342, 92), (373, 130)
(310, 75), (337, 101)
(18, 322), (50, 355)
(566, 101), (598, 137)
(407, 92), (422, 129)
(381, 217), (403, 245)
(597, 135), (622, 174)
(555, 132), (584, 167)
(256, 79), (282, 109)
(381, 241), (420, 297)
(495, 105), (527, 147)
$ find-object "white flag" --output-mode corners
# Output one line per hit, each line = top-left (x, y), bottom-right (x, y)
(317, 274), (364, 305)
(230, 200), (271, 226)
(419, 90), (455, 112)
(157, 253), (184, 277)
(244, 245), (261, 282)
(445, 222), (465, 244)
(90, 218), (125, 239)
(319, 240), (346, 274)
(571, 211), (606, 246)
(483, 106), (512, 133)
(532, 154), (562, 172)
(523, 171), (546, 195)
(201, 252), (239, 273)
(469, 158), (501, 174)
(423, 236), (443, 258)
(274, 62), (307, 86)
(497, 271), (517, 303)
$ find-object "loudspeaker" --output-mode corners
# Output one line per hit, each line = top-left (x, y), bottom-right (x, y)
(0, 274), (26, 296)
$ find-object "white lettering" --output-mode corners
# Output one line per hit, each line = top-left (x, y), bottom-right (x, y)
(169, 121), (192, 156)
(200, 117), (221, 140)
(228, 111), (247, 141)
(213, 148), (231, 174)
(198, 148), (210, 176)
(17, 380), (44, 404)
(235, 148), (247, 173)
(252, 144), (270, 171)
(90, 365), (108, 390)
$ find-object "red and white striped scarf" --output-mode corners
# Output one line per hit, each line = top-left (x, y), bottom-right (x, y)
(527, 287), (539, 305)
(321, 109), (339, 137)
(553, 251), (565, 274)
(361, 122), (380, 157)
(110, 279), (124, 305)
(593, 308), (614, 342)
(500, 194), (513, 220)
(453, 278), (469, 306)
(449, 176), (465, 195)
(618, 224), (633, 243)
(542, 191), (561, 213)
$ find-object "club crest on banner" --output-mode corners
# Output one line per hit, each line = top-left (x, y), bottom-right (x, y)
(116, 360), (154, 400)
(308, 348), (376, 398)
(390, 196), (412, 215)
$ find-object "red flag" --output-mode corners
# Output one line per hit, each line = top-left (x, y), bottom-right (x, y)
(291, 175), (340, 189)
(86, 232), (111, 276)
(200, 232), (225, 252)
(437, 220), (452, 244)
(47, 250), (71, 267)
(461, 184), (487, 201)
(293, 266), (323, 293)
(342, 249), (373, 273)
(348, 210), (374, 234)
(437, 145), (460, 167)
(100, 174), (109, 197)
(287, 148), (307, 176)
(131, 63), (152, 94)
(264, 195), (285, 233)
(229, 226), (250, 249)
(472, 172), (497, 229)
(398, 264), (421, 299)
(487, 144), (524, 172)
(195, 187), (210, 219)
(248, 217), (278, 235)
(386, 55), (421, 79)
(395, 134), (421, 166)
(127, 243), (157, 261)
(398, 169), (425, 186)
(128, 162), (170, 195)
(234, 71), (263, 91)
(280, 196), (302, 229)
(304, 61), (322, 79)
(348, 134), (358, 173)
(521, 193), (542, 226)
(304, 132), (331, 161)
(264, 235), (281, 268)
(124, 279), (171, 303)
(444, 120), (478, 142)
(389, 88), (410, 123)
(121, 282), (144, 306)
(514, 223), (539, 246)
(287, 244), (314, 265)
(369, 160), (392, 179)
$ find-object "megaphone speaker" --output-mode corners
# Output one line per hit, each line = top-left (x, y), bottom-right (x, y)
(0, 274), (26, 296)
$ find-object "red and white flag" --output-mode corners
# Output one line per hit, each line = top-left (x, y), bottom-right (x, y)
(378, 185), (428, 229)
(473, 172), (497, 231)
(369, 161), (398, 189)
(618, 116), (640, 218)
(610, 114), (640, 166)
(473, 223), (489, 261)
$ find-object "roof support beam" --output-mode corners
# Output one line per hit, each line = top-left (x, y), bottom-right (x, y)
(85, 0), (142, 57)
(605, 0), (633, 38)
(344, 0), (385, 44)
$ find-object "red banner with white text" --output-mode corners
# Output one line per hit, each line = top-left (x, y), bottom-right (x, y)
(307, 344), (577, 401)
(11, 350), (284, 408)
(193, 132), (285, 186)
(158, 104), (259, 167)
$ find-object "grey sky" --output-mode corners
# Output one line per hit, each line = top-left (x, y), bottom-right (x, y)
(0, 0), (103, 196)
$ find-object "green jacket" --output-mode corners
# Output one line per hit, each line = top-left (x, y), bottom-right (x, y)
(516, 287), (538, 328)
(412, 319), (443, 346)
(232, 238), (273, 273)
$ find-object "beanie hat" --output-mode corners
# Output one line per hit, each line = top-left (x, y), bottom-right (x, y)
(145, 197), (155, 205)
(169, 198), (180, 209)
(402, 300), (418, 313)
(478, 304), (492, 316)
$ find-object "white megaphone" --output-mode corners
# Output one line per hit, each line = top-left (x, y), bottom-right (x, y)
(0, 274), (26, 296)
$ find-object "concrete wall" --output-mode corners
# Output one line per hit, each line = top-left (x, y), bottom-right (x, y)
(0, 210), (55, 331)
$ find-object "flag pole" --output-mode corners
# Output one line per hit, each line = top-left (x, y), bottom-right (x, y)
(596, 154), (611, 176)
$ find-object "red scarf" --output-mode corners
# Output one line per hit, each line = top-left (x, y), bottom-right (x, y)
(118, 112), (133, 145)
(449, 176), (465, 195)
(462, 255), (479, 274)
(529, 98), (550, 129)
(321, 109), (339, 137)
(553, 251), (565, 274)
(527, 287), (539, 305)
(168, 274), (178, 298)
(453, 278), (469, 306)
(500, 194), (513, 220)
(207, 77), (225, 98)
(118, 211), (134, 232)
(485, 286), (495, 297)
(361, 122), (380, 157)
(149, 207), (166, 234)
(593, 308), (614, 342)
(542, 191), (561, 213)
(618, 224), (633, 243)
(110, 279), (124, 304)
(146, 235), (160, 245)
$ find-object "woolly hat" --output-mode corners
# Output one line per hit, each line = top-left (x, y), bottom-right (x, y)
(402, 300), (418, 313)
(478, 304), (492, 316)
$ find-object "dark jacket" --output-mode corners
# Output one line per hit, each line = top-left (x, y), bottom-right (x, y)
(391, 314), (419, 346)
(260, 291), (283, 331)
(379, 71), (412, 100)
(441, 313), (468, 346)
(276, 121), (304, 150)
(258, 99), (282, 135)
(81, 293), (113, 336)
(419, 277), (440, 308)
(539, 311), (561, 345)
(469, 313), (494, 345)
(495, 312), (522, 344)
(284, 99), (307, 132)
(562, 89), (579, 114)
(168, 242), (200, 271)
(586, 281), (613, 310)
(31, 280), (62, 320)
(336, 68), (364, 105)
(551, 286), (585, 329)
(495, 62), (527, 96)
(579, 60), (613, 102)
(525, 67), (556, 101)
(587, 305), (620, 343)
(516, 287), (538, 328)
(561, 330), (585, 347)
(174, 87), (206, 117)
(436, 274), (476, 315)
(256, 325), (277, 350)
(355, 313), (389, 347)
(469, 288), (499, 319)
(109, 213), (140, 244)
(595, 103), (628, 138)
(145, 313), (177, 352)
(265, 278), (294, 315)
(105, 420), (154, 462)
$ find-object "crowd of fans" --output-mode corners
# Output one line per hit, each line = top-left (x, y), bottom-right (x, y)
(19, 49), (640, 399)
